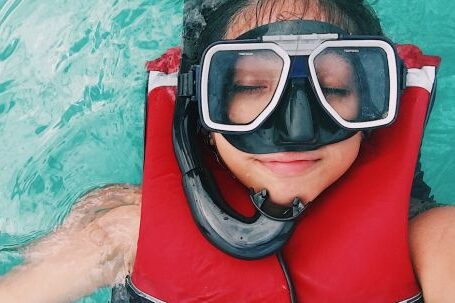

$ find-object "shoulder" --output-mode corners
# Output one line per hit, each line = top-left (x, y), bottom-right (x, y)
(409, 206), (455, 301)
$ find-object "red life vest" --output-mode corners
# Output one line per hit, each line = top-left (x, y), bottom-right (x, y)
(129, 46), (440, 303)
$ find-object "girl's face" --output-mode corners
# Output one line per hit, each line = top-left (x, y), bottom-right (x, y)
(212, 3), (362, 206)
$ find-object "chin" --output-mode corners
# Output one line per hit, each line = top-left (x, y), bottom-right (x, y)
(267, 185), (317, 206)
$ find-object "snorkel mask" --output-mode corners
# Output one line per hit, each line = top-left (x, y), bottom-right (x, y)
(175, 20), (406, 259)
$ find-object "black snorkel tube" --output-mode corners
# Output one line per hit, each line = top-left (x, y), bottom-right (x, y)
(173, 88), (300, 259)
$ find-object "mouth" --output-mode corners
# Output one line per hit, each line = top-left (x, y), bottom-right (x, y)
(256, 152), (321, 177)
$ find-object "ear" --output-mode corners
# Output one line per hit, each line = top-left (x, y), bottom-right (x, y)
(209, 133), (215, 146)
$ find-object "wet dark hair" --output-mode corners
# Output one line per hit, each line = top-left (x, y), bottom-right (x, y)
(183, 0), (384, 67)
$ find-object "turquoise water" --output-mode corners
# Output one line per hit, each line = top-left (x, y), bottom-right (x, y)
(0, 0), (454, 302)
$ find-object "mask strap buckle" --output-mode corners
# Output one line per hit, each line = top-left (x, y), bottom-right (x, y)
(178, 65), (202, 98)
(178, 72), (194, 97)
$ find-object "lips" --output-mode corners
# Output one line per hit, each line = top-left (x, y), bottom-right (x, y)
(256, 152), (321, 176)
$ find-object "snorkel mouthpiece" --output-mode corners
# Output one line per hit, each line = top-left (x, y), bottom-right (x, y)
(251, 189), (307, 221)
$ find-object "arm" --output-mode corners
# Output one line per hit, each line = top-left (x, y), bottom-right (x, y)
(0, 184), (141, 303)
(409, 206), (455, 302)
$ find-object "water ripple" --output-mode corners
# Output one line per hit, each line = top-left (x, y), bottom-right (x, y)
(0, 0), (182, 260)
(0, 0), (22, 27)
(0, 37), (19, 61)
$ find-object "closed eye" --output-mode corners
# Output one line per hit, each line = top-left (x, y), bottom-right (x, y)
(230, 84), (268, 94)
(321, 87), (350, 97)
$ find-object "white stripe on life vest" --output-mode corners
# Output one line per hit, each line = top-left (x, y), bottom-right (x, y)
(148, 71), (178, 92)
(406, 66), (436, 93)
(397, 292), (423, 303)
(126, 276), (168, 303)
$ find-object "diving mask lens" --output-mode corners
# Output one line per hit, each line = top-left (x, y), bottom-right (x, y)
(198, 37), (400, 133)
(309, 40), (398, 129)
(209, 50), (283, 125)
(201, 43), (290, 132)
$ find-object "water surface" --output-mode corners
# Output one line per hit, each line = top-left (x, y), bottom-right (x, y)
(0, 1), (454, 302)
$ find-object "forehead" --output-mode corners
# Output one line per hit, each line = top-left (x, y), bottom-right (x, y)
(234, 51), (284, 69)
(225, 1), (327, 39)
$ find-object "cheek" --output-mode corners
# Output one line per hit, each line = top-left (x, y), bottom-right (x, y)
(228, 97), (263, 124)
(329, 94), (360, 121)
(212, 133), (253, 181)
(323, 132), (362, 176)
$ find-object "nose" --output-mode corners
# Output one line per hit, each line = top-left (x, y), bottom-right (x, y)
(275, 79), (315, 144)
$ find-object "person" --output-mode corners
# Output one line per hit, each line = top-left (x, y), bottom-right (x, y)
(0, 0), (453, 302)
